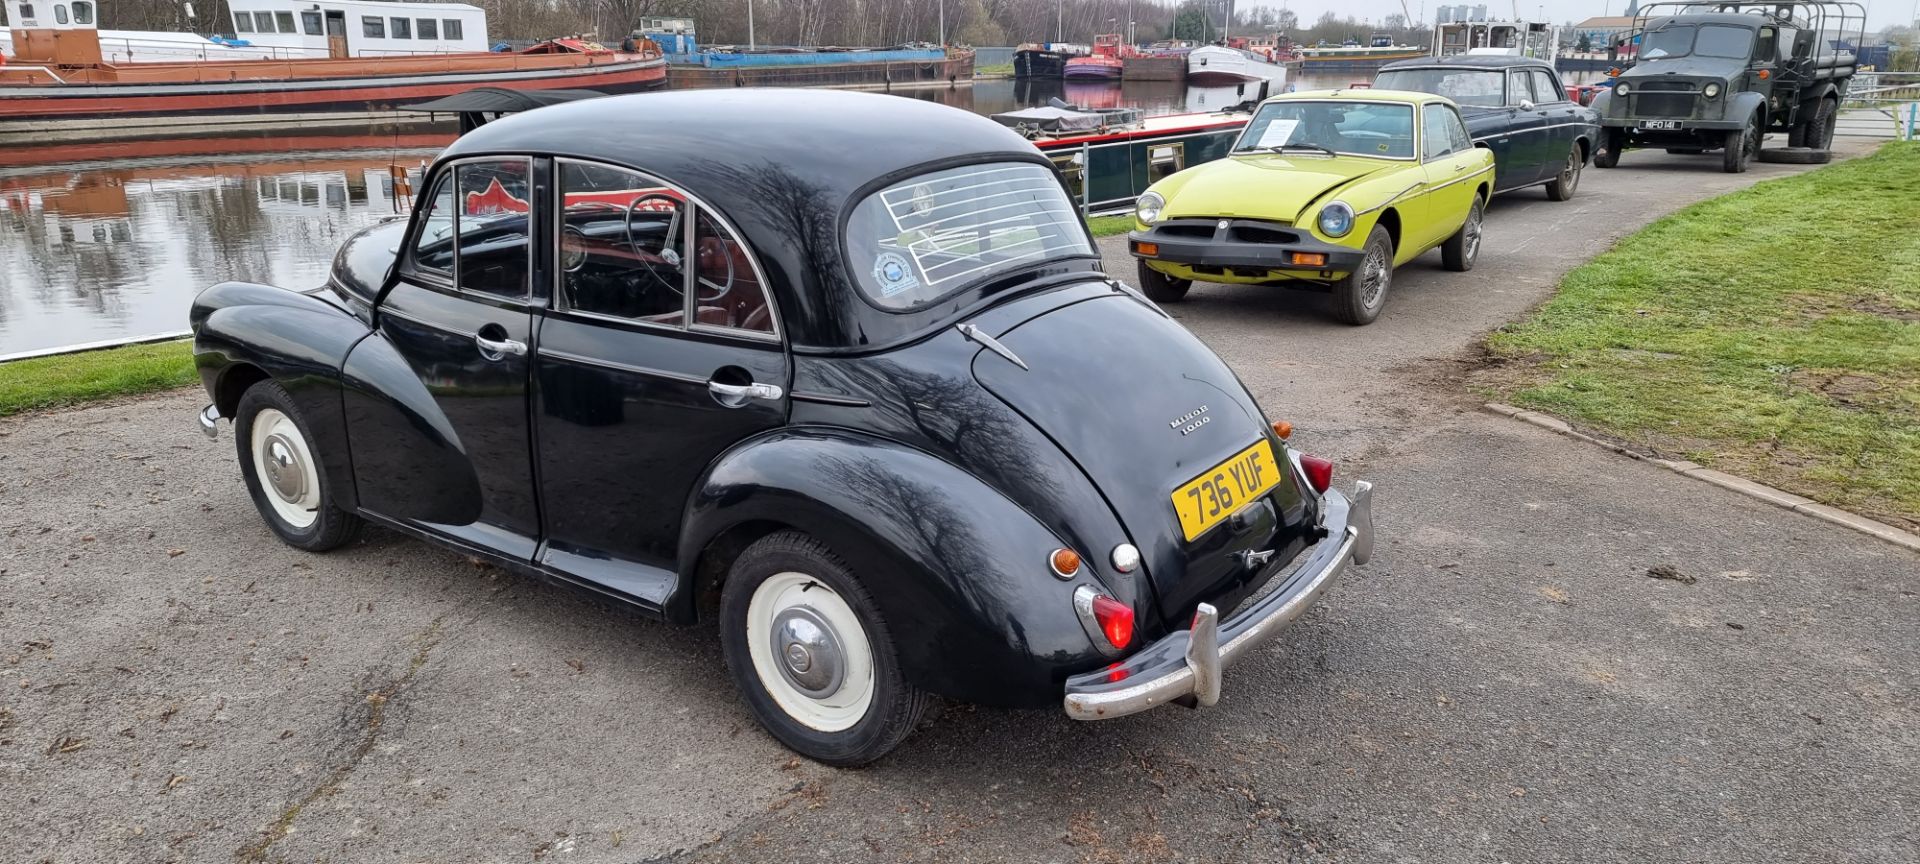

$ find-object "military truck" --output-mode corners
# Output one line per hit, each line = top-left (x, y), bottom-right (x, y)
(1590, 0), (1864, 172)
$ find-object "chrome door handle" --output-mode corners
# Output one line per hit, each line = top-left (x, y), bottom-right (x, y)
(1455, 163), (1469, 171)
(475, 334), (526, 358)
(708, 380), (784, 403)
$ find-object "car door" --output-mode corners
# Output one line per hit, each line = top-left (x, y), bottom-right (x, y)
(531, 159), (787, 606)
(347, 157), (542, 559)
(1418, 102), (1483, 248)
(1503, 68), (1551, 186)
(1531, 68), (1580, 178)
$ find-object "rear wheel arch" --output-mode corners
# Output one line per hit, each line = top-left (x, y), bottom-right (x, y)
(684, 518), (792, 625)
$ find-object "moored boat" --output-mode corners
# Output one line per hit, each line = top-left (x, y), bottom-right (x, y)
(1014, 42), (1085, 78)
(0, 0), (666, 136)
(1186, 45), (1290, 86)
(1062, 34), (1130, 80)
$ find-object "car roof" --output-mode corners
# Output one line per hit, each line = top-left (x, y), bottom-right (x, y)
(1379, 55), (1556, 71)
(440, 88), (1048, 213)
(1271, 88), (1449, 105)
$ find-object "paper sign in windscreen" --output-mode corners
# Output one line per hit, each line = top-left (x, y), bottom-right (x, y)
(1255, 119), (1300, 149)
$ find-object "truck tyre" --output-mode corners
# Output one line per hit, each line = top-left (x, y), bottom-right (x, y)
(1594, 129), (1624, 168)
(1665, 148), (1705, 155)
(1330, 224), (1394, 326)
(1545, 144), (1583, 201)
(1757, 146), (1832, 164)
(1135, 260), (1192, 303)
(1721, 115), (1759, 173)
(1809, 97), (1837, 149)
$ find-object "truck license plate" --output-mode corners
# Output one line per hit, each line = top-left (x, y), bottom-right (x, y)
(1638, 120), (1683, 130)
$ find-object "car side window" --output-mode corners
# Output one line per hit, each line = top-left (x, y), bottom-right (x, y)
(1507, 70), (1535, 106)
(454, 159), (532, 299)
(693, 210), (775, 335)
(557, 161), (689, 325)
(1422, 105), (1457, 160)
(1446, 107), (1473, 153)
(411, 174), (457, 273)
(1532, 70), (1561, 104)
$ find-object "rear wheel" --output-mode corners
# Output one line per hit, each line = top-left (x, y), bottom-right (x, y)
(1135, 260), (1191, 303)
(1442, 196), (1484, 272)
(1594, 128), (1625, 168)
(234, 380), (361, 552)
(1545, 144), (1583, 201)
(720, 531), (928, 766)
(1329, 225), (1393, 326)
(1721, 114), (1759, 173)
(1810, 97), (1837, 149)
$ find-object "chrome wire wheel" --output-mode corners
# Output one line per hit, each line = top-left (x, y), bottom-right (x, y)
(745, 571), (876, 732)
(249, 408), (320, 530)
(1358, 241), (1391, 308)
(1463, 205), (1483, 263)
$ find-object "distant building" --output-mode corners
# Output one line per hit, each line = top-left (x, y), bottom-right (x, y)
(1572, 15), (1636, 51)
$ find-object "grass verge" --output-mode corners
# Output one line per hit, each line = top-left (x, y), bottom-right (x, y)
(1086, 214), (1134, 238)
(0, 340), (196, 418)
(974, 63), (1014, 77)
(1480, 142), (1919, 529)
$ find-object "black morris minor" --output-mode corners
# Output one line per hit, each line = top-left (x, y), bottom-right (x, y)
(1375, 55), (1600, 200)
(188, 89), (1374, 765)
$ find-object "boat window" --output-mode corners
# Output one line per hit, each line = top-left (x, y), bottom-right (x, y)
(443, 18), (463, 40)
(390, 16), (410, 39)
(454, 160), (533, 299)
(1506, 70), (1535, 106)
(845, 162), (1091, 312)
(417, 17), (438, 40)
(301, 11), (321, 35)
(362, 15), (384, 38)
(70, 0), (90, 23)
(53, 3), (66, 24)
(556, 161), (689, 324)
(1235, 100), (1415, 159)
(18, 4), (35, 24)
(276, 11), (295, 33)
(232, 11), (252, 33)
(1374, 68), (1504, 108)
(1531, 69), (1561, 103)
(254, 11), (275, 33)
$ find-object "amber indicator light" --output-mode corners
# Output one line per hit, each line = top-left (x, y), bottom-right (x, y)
(1050, 548), (1083, 577)
(1271, 420), (1293, 439)
(1290, 252), (1328, 267)
(1134, 241), (1159, 256)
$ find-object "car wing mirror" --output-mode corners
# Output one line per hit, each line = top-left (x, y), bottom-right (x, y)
(1518, 99), (1535, 112)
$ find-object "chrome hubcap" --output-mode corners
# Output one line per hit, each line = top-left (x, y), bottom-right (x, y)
(771, 606), (844, 698)
(262, 433), (306, 502)
(1465, 208), (1482, 260)
(1564, 153), (1580, 190)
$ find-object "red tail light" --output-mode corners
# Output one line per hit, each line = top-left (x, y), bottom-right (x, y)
(1090, 594), (1135, 650)
(1298, 454), (1334, 494)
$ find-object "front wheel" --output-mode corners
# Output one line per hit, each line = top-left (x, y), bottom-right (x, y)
(1329, 224), (1394, 326)
(1722, 115), (1758, 173)
(1545, 144), (1583, 201)
(1135, 260), (1192, 303)
(720, 531), (929, 766)
(234, 380), (362, 551)
(1442, 196), (1485, 272)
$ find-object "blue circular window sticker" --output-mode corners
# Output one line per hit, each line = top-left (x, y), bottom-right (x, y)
(872, 251), (921, 298)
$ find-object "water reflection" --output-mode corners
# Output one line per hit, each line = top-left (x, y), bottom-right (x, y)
(0, 148), (438, 356)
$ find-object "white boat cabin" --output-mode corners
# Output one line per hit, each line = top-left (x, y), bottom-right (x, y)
(222, 0), (487, 58)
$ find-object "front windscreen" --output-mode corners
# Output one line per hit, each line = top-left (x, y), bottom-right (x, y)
(1641, 23), (1753, 59)
(1234, 100), (1416, 159)
(845, 162), (1092, 311)
(1374, 68), (1505, 108)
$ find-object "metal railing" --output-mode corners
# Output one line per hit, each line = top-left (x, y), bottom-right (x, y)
(1839, 72), (1920, 140)
(1054, 126), (1247, 217)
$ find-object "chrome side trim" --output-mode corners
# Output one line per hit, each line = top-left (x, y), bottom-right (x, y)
(790, 391), (872, 408)
(536, 347), (708, 385)
(1356, 182), (1426, 216)
(1426, 165), (1496, 194)
(1471, 121), (1599, 143)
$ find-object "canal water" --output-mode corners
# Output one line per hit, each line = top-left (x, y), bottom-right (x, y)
(0, 71), (1563, 356)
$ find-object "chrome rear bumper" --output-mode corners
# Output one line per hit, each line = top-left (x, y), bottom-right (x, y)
(1062, 480), (1372, 720)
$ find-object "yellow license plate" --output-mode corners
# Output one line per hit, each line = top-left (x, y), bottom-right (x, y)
(1170, 439), (1283, 542)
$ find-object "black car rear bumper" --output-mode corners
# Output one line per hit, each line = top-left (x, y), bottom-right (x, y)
(1127, 220), (1364, 273)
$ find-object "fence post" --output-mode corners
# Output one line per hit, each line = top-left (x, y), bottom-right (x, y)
(1079, 141), (1092, 220)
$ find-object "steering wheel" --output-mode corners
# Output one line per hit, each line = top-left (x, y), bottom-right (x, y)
(693, 236), (736, 305)
(624, 192), (686, 295)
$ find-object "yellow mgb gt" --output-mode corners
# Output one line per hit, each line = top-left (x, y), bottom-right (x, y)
(1128, 89), (1495, 325)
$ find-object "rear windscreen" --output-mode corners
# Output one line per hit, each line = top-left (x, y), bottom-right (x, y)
(845, 162), (1093, 311)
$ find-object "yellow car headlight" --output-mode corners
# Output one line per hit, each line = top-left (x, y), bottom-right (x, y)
(1135, 191), (1165, 225)
(1317, 201), (1355, 238)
